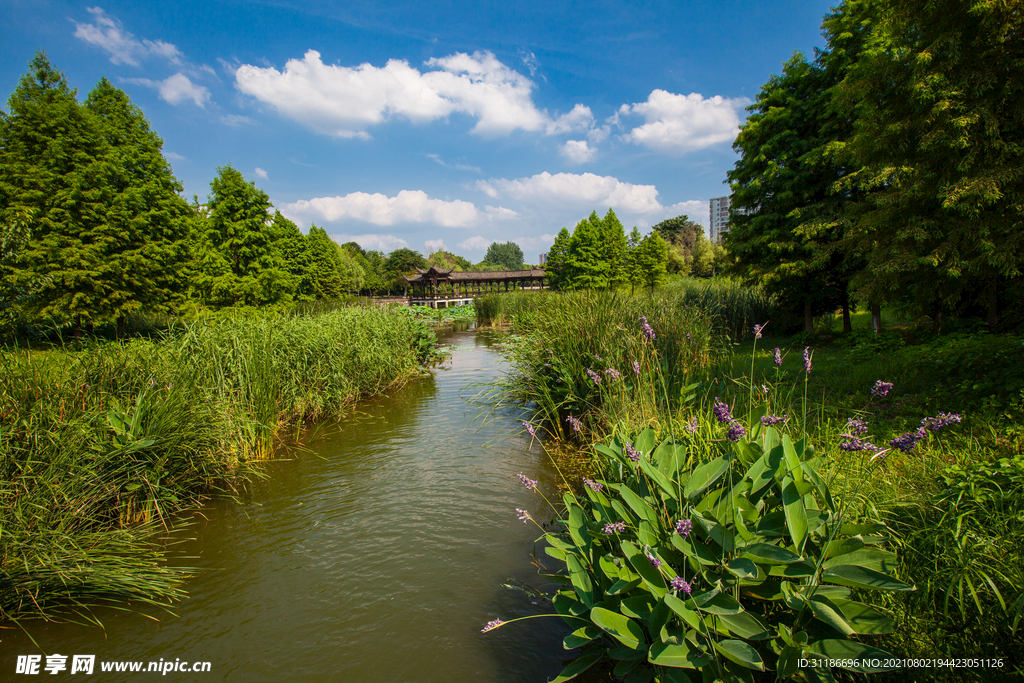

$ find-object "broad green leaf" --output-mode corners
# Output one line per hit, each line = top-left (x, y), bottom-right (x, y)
(664, 594), (703, 630)
(553, 590), (588, 618)
(840, 522), (887, 536)
(741, 580), (783, 601)
(566, 554), (594, 606)
(633, 428), (657, 457)
(648, 598), (672, 640)
(823, 537), (865, 561)
(648, 640), (710, 669)
(563, 625), (603, 649)
(610, 500), (638, 526)
(620, 595), (656, 619)
(822, 564), (913, 591)
(744, 450), (777, 496)
(695, 592), (743, 615)
(781, 476), (807, 551)
(545, 546), (567, 561)
(781, 434), (803, 482)
(621, 540), (668, 597)
(684, 455), (732, 501)
(568, 504), (592, 551)
(716, 611), (770, 640)
(805, 640), (898, 672)
(800, 460), (835, 511)
(671, 535), (719, 566)
(776, 645), (801, 677)
(549, 651), (604, 683)
(619, 484), (658, 525)
(808, 594), (855, 635)
(638, 453), (679, 501)
(821, 547), (897, 573)
(607, 578), (642, 595)
(638, 520), (660, 548)
(596, 443), (629, 467)
(768, 561), (816, 578)
(713, 639), (765, 671)
(834, 599), (896, 635)
(591, 606), (646, 649)
(600, 554), (620, 582)
(726, 558), (758, 579)
(546, 534), (575, 552)
(609, 645), (648, 661)
(741, 543), (802, 565)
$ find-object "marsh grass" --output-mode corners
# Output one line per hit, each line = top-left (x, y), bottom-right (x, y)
(0, 307), (432, 624)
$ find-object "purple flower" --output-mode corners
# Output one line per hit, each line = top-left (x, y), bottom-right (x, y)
(543, 363), (553, 369)
(583, 477), (603, 492)
(753, 323), (764, 339)
(846, 418), (869, 436)
(593, 354), (602, 360)
(921, 412), (962, 432)
(803, 347), (813, 375)
(603, 521), (626, 534)
(685, 417), (699, 433)
(685, 332), (692, 340)
(515, 508), (533, 524)
(647, 551), (662, 568)
(872, 380), (894, 397)
(773, 348), (782, 367)
(632, 360), (641, 376)
(639, 316), (656, 340)
(840, 437), (879, 452)
(726, 421), (746, 443)
(522, 421), (536, 437)
(604, 368), (622, 382)
(675, 519), (693, 537)
(761, 414), (787, 426)
(670, 576), (692, 594)
(624, 442), (640, 462)
(481, 618), (505, 633)
(890, 427), (928, 452)
(517, 472), (538, 490)
(712, 398), (734, 424)
(586, 367), (602, 385)
(565, 415), (583, 433)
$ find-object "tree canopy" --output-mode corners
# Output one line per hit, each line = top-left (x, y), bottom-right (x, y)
(483, 241), (525, 270)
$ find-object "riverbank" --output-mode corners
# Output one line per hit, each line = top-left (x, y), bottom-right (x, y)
(486, 288), (1023, 681)
(0, 307), (438, 624)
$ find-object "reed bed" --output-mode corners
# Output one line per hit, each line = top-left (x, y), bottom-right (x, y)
(0, 307), (434, 623)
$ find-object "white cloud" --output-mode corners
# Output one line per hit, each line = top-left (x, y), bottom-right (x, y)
(426, 154), (482, 173)
(234, 49), (593, 138)
(282, 190), (481, 228)
(476, 171), (665, 214)
(619, 89), (749, 155)
(164, 151), (186, 161)
(221, 114), (254, 126)
(73, 7), (183, 66)
(484, 205), (520, 220)
(254, 167), (268, 180)
(331, 233), (409, 251)
(457, 236), (490, 252)
(125, 73), (210, 107)
(424, 239), (446, 253)
(560, 140), (597, 165)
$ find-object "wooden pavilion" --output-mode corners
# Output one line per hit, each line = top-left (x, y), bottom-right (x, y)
(404, 266), (547, 308)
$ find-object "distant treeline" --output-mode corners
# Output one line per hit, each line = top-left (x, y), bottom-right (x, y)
(0, 54), (542, 336)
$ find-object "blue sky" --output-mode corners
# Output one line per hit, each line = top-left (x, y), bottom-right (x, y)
(2, 1), (833, 262)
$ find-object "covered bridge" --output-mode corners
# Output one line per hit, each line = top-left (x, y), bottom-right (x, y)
(404, 266), (547, 308)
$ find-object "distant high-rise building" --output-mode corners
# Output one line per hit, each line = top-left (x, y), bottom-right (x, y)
(539, 252), (548, 265)
(709, 196), (731, 244)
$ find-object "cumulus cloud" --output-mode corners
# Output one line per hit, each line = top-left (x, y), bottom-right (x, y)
(72, 7), (182, 66)
(282, 190), (481, 228)
(234, 49), (593, 138)
(560, 140), (597, 165)
(619, 89), (749, 155)
(457, 236), (491, 252)
(332, 233), (409, 251)
(125, 73), (210, 107)
(254, 167), (268, 180)
(476, 171), (667, 214)
(221, 114), (254, 126)
(424, 239), (446, 253)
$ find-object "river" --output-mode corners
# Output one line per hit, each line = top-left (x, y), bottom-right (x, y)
(2, 326), (578, 682)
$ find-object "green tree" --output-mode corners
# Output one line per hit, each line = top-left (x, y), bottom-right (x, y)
(0, 53), (109, 334)
(335, 240), (365, 292)
(268, 211), (312, 300)
(600, 208), (628, 288)
(625, 226), (644, 293)
(383, 248), (427, 292)
(544, 227), (572, 290)
(427, 249), (471, 271)
(839, 0), (1024, 329)
(484, 241), (525, 270)
(84, 77), (191, 335)
(563, 212), (609, 290)
(196, 165), (291, 307)
(635, 231), (669, 291)
(653, 214), (703, 253)
(305, 225), (344, 299)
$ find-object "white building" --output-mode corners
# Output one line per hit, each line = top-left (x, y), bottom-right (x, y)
(709, 196), (731, 244)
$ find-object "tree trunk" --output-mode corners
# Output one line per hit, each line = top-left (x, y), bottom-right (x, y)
(804, 297), (814, 334)
(842, 294), (852, 334)
(870, 304), (882, 335)
(73, 313), (82, 340)
(986, 279), (998, 331)
(117, 315), (126, 339)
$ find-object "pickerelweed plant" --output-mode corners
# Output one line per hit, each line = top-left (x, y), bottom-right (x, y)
(489, 319), (971, 682)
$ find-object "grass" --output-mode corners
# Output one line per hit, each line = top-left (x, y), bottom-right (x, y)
(0, 306), (436, 625)
(489, 285), (1024, 680)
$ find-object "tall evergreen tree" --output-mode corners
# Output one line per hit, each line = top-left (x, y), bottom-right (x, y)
(306, 225), (344, 299)
(0, 53), (109, 334)
(84, 77), (191, 335)
(544, 227), (571, 289)
(564, 212), (609, 290)
(600, 208), (628, 288)
(196, 165), (290, 307)
(484, 241), (525, 270)
(267, 210), (312, 301)
(635, 232), (669, 292)
(625, 226), (644, 293)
